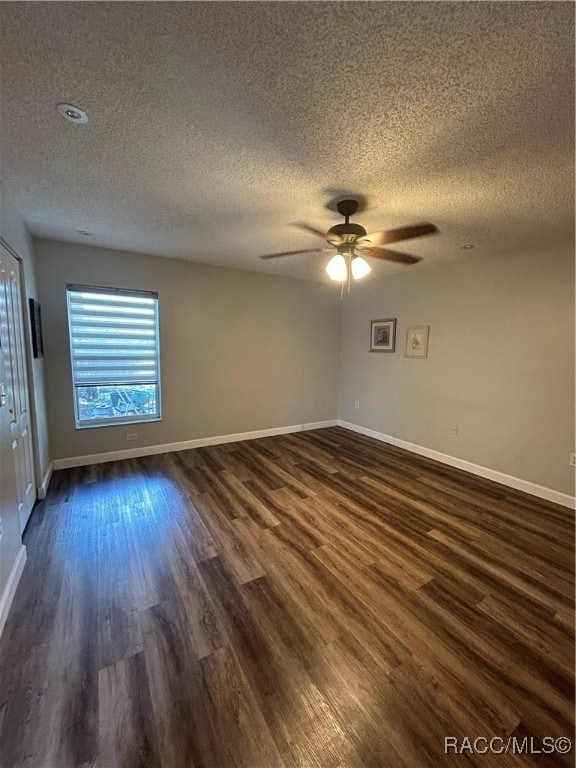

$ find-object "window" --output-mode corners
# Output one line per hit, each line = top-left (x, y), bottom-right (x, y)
(66, 284), (161, 428)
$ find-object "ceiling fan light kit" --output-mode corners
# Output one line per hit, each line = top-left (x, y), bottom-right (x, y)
(351, 255), (371, 279)
(326, 253), (371, 282)
(260, 198), (439, 293)
(326, 253), (348, 282)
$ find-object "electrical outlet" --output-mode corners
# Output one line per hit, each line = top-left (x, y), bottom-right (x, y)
(570, 453), (576, 467)
(449, 424), (458, 435)
(126, 433), (138, 441)
(354, 401), (360, 409)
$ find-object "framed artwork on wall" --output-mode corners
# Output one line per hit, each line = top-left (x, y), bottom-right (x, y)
(28, 298), (44, 358)
(405, 325), (429, 358)
(370, 318), (396, 352)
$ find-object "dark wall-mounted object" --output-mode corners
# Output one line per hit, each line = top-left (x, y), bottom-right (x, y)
(29, 298), (44, 358)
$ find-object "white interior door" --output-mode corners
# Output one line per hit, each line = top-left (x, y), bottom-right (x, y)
(0, 246), (35, 533)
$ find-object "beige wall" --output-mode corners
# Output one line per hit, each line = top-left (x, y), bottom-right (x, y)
(27, 235), (576, 498)
(34, 238), (340, 460)
(338, 244), (575, 496)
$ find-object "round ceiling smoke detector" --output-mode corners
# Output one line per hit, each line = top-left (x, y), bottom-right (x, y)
(57, 103), (88, 124)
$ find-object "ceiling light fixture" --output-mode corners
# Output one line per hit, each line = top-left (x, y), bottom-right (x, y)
(57, 103), (88, 124)
(460, 244), (475, 250)
(261, 199), (436, 296)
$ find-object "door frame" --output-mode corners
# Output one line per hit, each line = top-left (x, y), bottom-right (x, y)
(0, 235), (40, 507)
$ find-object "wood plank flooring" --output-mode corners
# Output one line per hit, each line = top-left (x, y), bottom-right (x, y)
(0, 427), (574, 768)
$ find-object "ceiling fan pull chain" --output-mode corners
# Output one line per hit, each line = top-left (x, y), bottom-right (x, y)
(347, 253), (351, 292)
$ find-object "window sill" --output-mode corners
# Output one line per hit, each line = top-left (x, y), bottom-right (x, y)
(75, 416), (162, 430)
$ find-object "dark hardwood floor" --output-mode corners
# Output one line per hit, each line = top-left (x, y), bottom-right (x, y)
(0, 427), (574, 768)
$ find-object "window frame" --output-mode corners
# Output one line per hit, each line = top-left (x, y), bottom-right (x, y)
(66, 283), (162, 429)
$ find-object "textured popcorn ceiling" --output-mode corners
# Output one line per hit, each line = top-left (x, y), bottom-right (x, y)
(0, 2), (573, 282)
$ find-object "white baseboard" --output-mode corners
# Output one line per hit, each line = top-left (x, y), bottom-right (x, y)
(37, 461), (54, 500)
(337, 420), (575, 510)
(337, 420), (394, 445)
(0, 544), (26, 638)
(302, 420), (338, 431)
(49, 418), (574, 509)
(53, 420), (338, 470)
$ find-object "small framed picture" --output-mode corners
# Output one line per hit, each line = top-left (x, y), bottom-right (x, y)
(370, 319), (396, 352)
(28, 298), (44, 358)
(405, 326), (429, 358)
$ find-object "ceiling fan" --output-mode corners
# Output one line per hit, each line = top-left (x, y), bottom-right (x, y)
(260, 199), (438, 290)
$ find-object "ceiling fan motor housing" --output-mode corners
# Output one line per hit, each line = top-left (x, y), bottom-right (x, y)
(327, 222), (367, 245)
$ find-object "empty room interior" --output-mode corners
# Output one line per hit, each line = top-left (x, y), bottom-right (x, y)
(0, 2), (574, 767)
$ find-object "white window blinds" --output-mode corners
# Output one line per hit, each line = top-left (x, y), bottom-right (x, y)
(66, 285), (161, 427)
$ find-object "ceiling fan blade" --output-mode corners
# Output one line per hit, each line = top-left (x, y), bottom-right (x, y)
(357, 247), (422, 265)
(260, 247), (333, 260)
(289, 221), (328, 240)
(357, 222), (438, 247)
